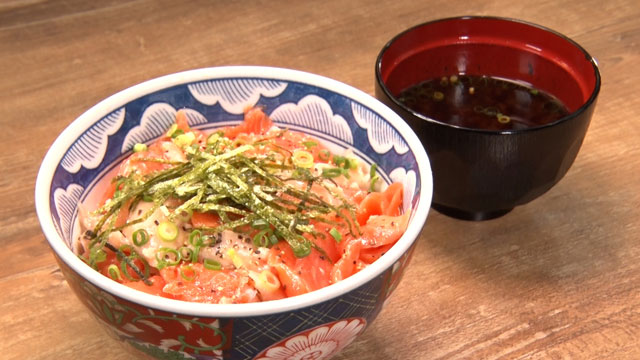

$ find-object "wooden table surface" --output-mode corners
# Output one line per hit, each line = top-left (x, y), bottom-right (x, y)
(2, 0), (639, 359)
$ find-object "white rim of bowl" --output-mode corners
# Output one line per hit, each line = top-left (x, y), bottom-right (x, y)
(35, 66), (433, 317)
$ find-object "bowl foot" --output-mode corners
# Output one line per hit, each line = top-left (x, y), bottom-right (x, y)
(432, 203), (513, 221)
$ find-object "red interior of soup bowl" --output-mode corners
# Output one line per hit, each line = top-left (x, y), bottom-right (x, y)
(378, 16), (599, 113)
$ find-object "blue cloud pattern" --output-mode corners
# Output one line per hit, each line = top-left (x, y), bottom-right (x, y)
(351, 102), (409, 155)
(188, 79), (287, 114)
(54, 183), (84, 247)
(61, 108), (125, 173)
(269, 95), (354, 145)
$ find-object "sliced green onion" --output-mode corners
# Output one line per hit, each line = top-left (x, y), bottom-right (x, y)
(166, 123), (179, 137)
(191, 245), (201, 263)
(118, 244), (133, 253)
(290, 238), (311, 257)
(188, 229), (203, 246)
(204, 258), (222, 271)
(329, 227), (342, 243)
(369, 175), (380, 192)
(333, 155), (346, 168)
(179, 265), (196, 281)
(292, 150), (314, 168)
(107, 264), (121, 280)
(369, 163), (379, 192)
(321, 167), (344, 179)
(132, 229), (149, 246)
(171, 129), (185, 139)
(179, 246), (193, 262)
(120, 259), (135, 280)
(156, 247), (181, 269)
(157, 221), (179, 242)
(497, 113), (511, 124)
(253, 229), (273, 248)
(113, 177), (127, 198)
(318, 149), (331, 161)
(133, 143), (148, 153)
(369, 163), (378, 178)
(91, 248), (107, 263)
(120, 253), (149, 281)
(116, 244), (133, 261)
(345, 157), (358, 170)
(302, 141), (317, 149)
(331, 155), (357, 170)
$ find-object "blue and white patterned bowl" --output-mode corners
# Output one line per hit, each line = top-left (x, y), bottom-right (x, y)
(35, 66), (432, 360)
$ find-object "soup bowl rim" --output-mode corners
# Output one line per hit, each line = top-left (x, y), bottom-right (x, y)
(375, 15), (601, 135)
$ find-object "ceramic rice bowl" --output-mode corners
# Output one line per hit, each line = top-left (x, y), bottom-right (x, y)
(35, 66), (432, 360)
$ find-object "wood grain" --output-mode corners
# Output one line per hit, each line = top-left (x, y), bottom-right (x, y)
(1, 0), (639, 359)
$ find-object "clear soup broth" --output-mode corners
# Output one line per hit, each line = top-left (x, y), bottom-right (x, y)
(397, 75), (570, 131)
